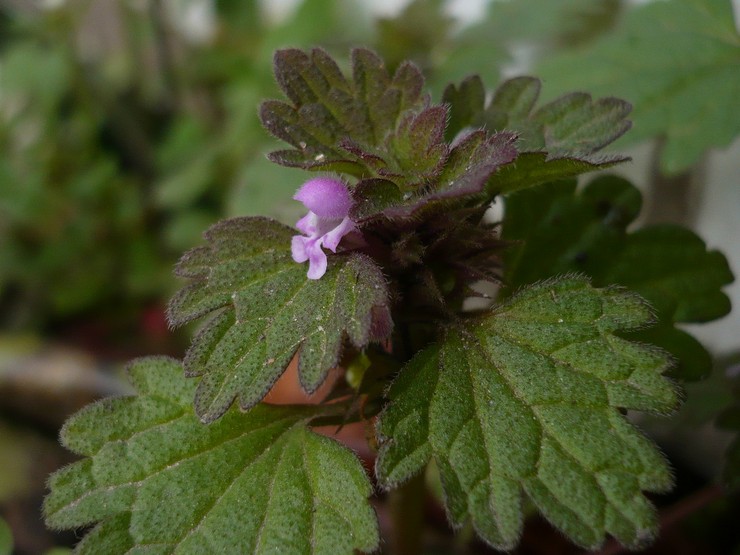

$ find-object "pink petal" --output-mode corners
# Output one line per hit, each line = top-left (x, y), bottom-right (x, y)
(291, 235), (309, 263)
(293, 177), (353, 219)
(306, 243), (328, 280)
(322, 216), (355, 252)
(296, 212), (318, 235)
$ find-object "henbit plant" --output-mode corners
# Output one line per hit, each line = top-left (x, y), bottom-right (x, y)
(43, 48), (734, 553)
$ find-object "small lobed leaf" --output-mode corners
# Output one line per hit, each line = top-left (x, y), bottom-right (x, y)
(502, 177), (734, 379)
(442, 75), (631, 195)
(350, 131), (518, 223)
(44, 357), (379, 555)
(168, 216), (391, 422)
(444, 75), (631, 158)
(376, 276), (678, 550)
(261, 47), (436, 184)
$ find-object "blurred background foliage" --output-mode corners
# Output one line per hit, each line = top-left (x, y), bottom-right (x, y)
(0, 0), (738, 553)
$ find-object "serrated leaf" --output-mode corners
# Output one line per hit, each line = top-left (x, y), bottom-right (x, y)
(260, 47), (439, 185)
(442, 75), (630, 195)
(168, 216), (391, 422)
(502, 177), (734, 379)
(351, 131), (518, 222)
(44, 357), (379, 555)
(536, 0), (740, 174)
(443, 75), (631, 158)
(487, 151), (624, 195)
(376, 276), (678, 550)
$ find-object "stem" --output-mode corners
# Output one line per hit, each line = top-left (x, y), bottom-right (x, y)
(644, 138), (705, 226)
(389, 472), (426, 555)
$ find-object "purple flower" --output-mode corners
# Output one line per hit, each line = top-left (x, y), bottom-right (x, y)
(291, 177), (356, 279)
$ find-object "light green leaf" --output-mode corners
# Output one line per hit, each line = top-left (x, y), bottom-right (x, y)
(377, 276), (678, 550)
(484, 0), (622, 48)
(502, 176), (734, 379)
(168, 217), (391, 422)
(537, 0), (740, 174)
(44, 357), (379, 555)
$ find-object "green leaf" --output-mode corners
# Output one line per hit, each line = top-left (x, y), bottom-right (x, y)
(351, 130), (517, 221)
(376, 276), (678, 550)
(426, 0), (621, 96)
(483, 0), (623, 48)
(442, 75), (630, 195)
(502, 176), (734, 379)
(260, 48), (433, 182)
(536, 0), (740, 174)
(168, 217), (391, 422)
(44, 357), (379, 555)
(443, 75), (631, 157)
(488, 151), (624, 195)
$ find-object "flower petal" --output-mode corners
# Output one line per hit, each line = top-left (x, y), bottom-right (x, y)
(293, 177), (352, 219)
(296, 212), (318, 235)
(322, 216), (355, 252)
(291, 235), (310, 263)
(306, 243), (328, 280)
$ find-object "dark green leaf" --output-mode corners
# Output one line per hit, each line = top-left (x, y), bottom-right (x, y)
(260, 48), (432, 182)
(537, 0), (740, 174)
(444, 75), (631, 158)
(488, 152), (624, 195)
(376, 276), (678, 550)
(168, 217), (391, 422)
(44, 357), (379, 554)
(442, 74), (630, 195)
(502, 176), (734, 379)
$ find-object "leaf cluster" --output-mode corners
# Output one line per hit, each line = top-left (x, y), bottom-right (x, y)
(44, 46), (734, 554)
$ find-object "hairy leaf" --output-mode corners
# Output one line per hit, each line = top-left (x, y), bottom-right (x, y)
(261, 48), (444, 185)
(44, 357), (379, 554)
(537, 0), (740, 174)
(442, 75), (630, 195)
(168, 217), (391, 422)
(488, 152), (623, 195)
(502, 177), (734, 379)
(443, 75), (631, 157)
(351, 130), (518, 221)
(376, 277), (678, 550)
